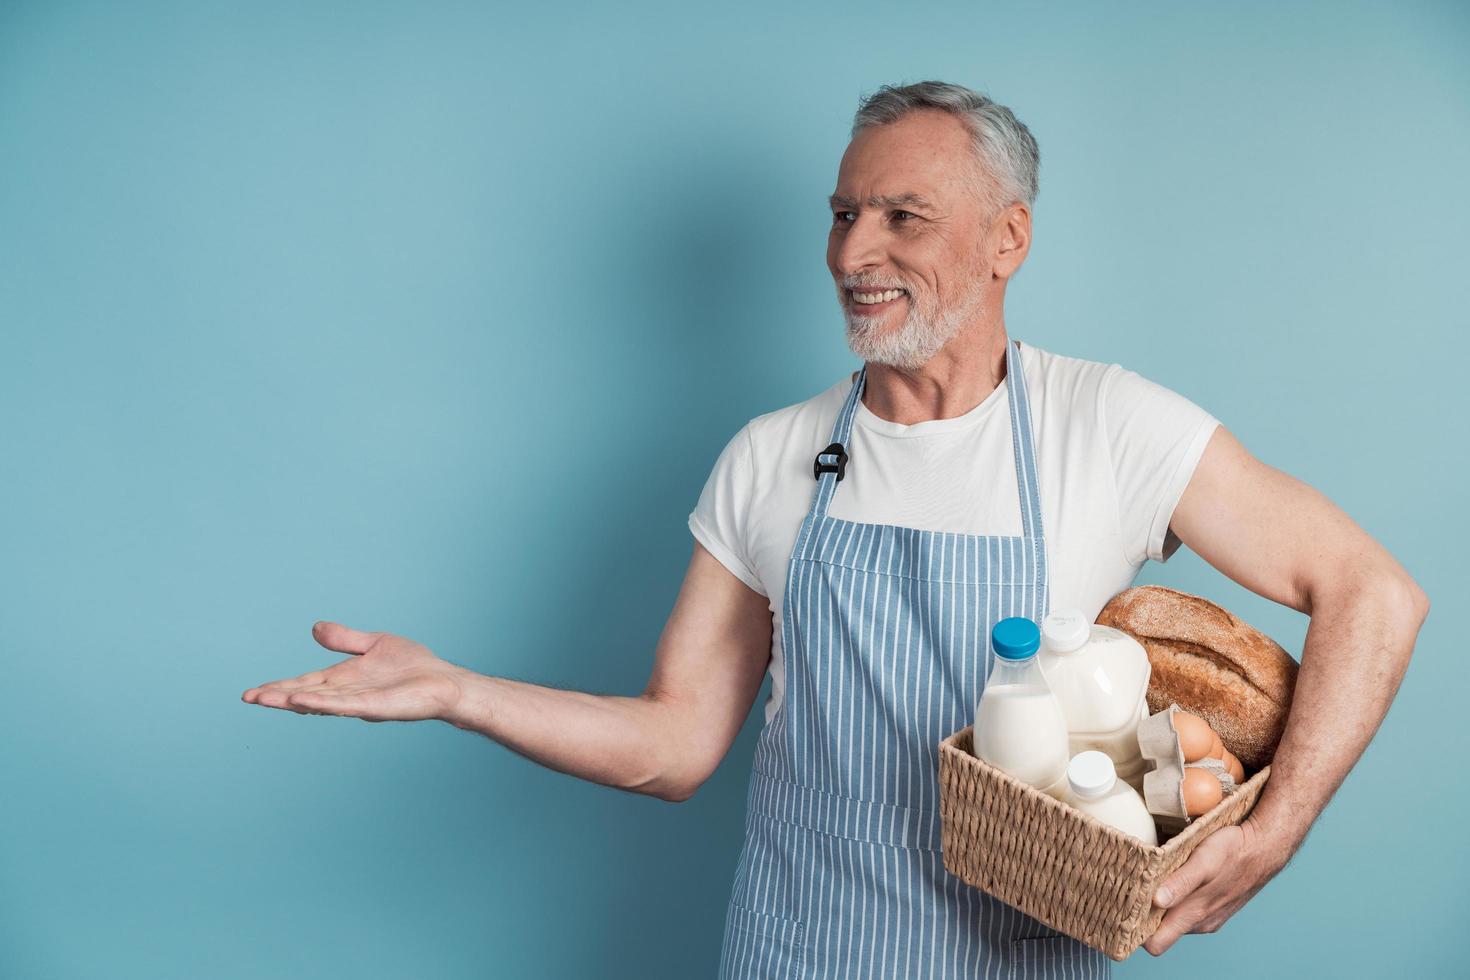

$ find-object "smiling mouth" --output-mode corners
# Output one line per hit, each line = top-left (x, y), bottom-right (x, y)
(849, 287), (908, 312)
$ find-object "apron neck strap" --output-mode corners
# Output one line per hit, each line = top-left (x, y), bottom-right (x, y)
(810, 339), (1047, 547)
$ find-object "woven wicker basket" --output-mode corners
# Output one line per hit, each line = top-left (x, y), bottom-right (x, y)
(938, 725), (1269, 961)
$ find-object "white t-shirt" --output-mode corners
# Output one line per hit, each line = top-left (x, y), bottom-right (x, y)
(688, 340), (1220, 725)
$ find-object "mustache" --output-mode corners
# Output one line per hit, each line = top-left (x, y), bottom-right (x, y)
(840, 278), (910, 292)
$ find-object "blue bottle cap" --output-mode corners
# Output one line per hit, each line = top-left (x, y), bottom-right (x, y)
(991, 616), (1041, 660)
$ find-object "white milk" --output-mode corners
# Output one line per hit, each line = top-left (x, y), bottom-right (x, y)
(1066, 750), (1158, 845)
(975, 617), (1072, 799)
(974, 684), (1072, 798)
(1039, 610), (1152, 793)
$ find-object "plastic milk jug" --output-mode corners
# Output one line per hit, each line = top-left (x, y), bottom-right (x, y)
(1065, 750), (1159, 845)
(974, 617), (1071, 801)
(1038, 609), (1151, 793)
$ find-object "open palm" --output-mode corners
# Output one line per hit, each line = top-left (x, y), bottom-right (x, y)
(241, 621), (465, 722)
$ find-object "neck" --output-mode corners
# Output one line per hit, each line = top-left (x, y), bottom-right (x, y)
(860, 324), (1011, 425)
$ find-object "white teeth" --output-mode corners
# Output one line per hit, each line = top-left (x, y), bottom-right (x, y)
(853, 289), (905, 304)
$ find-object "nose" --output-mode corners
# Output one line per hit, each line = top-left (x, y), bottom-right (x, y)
(830, 211), (886, 279)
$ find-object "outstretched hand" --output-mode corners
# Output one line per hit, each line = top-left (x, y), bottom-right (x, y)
(241, 622), (466, 723)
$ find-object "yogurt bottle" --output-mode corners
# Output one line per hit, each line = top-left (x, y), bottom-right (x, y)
(1039, 609), (1151, 793)
(1065, 751), (1159, 845)
(974, 617), (1071, 801)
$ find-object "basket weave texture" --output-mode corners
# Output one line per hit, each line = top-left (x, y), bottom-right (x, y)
(938, 726), (1269, 961)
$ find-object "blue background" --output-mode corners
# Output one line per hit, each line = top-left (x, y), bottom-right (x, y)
(2, 1), (1465, 977)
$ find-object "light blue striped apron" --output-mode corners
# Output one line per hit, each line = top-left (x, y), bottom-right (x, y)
(718, 339), (1111, 979)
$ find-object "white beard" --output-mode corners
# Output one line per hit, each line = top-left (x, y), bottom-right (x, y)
(841, 279), (987, 371)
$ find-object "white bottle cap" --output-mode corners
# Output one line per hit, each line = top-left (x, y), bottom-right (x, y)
(1042, 609), (1090, 654)
(1067, 751), (1117, 800)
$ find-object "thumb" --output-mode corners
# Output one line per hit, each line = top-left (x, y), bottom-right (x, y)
(1154, 830), (1232, 909)
(312, 620), (381, 655)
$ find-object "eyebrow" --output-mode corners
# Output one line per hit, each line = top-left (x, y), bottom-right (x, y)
(828, 192), (937, 211)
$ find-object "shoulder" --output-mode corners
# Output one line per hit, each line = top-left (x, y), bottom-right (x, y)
(1022, 341), (1208, 428)
(744, 374), (853, 450)
(1020, 341), (1121, 413)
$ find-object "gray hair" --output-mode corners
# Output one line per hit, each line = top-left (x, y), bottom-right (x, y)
(851, 81), (1040, 217)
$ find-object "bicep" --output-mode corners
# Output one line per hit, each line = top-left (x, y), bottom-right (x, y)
(1169, 426), (1380, 614)
(642, 540), (773, 785)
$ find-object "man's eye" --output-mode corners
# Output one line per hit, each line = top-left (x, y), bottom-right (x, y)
(830, 209), (916, 224)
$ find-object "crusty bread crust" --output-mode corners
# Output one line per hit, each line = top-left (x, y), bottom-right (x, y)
(1096, 585), (1298, 771)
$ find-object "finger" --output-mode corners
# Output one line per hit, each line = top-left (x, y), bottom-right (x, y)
(245, 683), (331, 711)
(241, 671), (328, 701)
(1146, 873), (1242, 956)
(312, 620), (380, 656)
(1144, 838), (1236, 956)
(286, 688), (368, 718)
(1153, 830), (1234, 910)
(242, 671), (329, 699)
(1145, 900), (1208, 956)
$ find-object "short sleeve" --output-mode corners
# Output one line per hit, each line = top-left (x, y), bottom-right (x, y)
(687, 422), (766, 596)
(1102, 365), (1220, 565)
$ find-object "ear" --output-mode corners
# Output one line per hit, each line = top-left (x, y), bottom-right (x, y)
(991, 203), (1032, 279)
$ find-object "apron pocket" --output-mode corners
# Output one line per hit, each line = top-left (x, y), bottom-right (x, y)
(1008, 933), (1108, 977)
(722, 904), (806, 979)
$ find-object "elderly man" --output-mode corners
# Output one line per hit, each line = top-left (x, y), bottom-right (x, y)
(243, 81), (1429, 978)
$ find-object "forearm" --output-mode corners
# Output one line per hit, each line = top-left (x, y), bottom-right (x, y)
(1248, 569), (1429, 861)
(439, 666), (693, 802)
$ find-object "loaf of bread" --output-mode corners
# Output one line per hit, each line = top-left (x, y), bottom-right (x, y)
(1096, 586), (1298, 771)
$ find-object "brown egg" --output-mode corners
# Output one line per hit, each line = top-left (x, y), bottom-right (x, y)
(1172, 711), (1216, 763)
(1181, 767), (1225, 816)
(1205, 732), (1226, 761)
(1223, 751), (1245, 783)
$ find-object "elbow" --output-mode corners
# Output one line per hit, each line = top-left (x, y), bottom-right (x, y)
(633, 691), (717, 803)
(1310, 561), (1429, 627)
(657, 782), (699, 804)
(622, 772), (699, 803)
(1379, 561), (1430, 627)
(1403, 576), (1430, 626)
(641, 769), (703, 803)
(652, 759), (712, 803)
(649, 754), (719, 802)
(621, 750), (706, 804)
(1371, 568), (1430, 637)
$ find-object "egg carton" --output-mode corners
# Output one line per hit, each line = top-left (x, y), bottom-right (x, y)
(1139, 703), (1241, 837)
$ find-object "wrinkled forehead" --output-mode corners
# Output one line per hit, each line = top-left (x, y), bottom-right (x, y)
(831, 113), (984, 207)
(827, 190), (941, 213)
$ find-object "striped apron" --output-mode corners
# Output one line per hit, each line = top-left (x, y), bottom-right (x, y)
(718, 339), (1111, 979)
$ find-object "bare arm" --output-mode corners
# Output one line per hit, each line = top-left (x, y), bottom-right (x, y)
(1143, 425), (1430, 954)
(241, 541), (774, 803)
(443, 542), (772, 801)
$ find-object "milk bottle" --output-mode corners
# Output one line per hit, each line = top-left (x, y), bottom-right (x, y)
(974, 617), (1071, 801)
(1038, 609), (1151, 793)
(1065, 751), (1159, 845)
